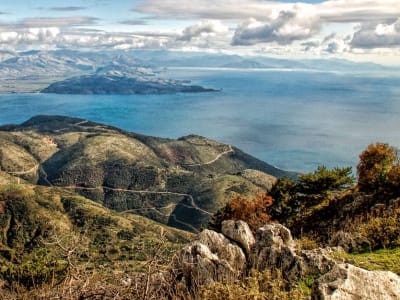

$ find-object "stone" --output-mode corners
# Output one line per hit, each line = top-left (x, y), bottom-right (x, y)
(250, 224), (301, 279)
(314, 263), (400, 300)
(221, 220), (255, 257)
(170, 221), (400, 300)
(172, 229), (246, 288)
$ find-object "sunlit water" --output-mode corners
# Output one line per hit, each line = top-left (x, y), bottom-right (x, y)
(1, 68), (400, 173)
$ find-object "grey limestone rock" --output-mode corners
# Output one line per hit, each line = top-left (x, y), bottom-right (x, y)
(221, 220), (255, 257)
(172, 229), (246, 287)
(171, 222), (400, 300)
(314, 263), (400, 300)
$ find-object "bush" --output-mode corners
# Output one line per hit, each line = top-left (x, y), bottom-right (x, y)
(358, 215), (400, 250)
(209, 194), (273, 233)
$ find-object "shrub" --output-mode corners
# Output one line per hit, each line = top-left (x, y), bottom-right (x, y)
(209, 194), (273, 233)
(358, 215), (400, 250)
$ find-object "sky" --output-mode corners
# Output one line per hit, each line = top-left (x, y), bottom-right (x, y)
(0, 0), (400, 65)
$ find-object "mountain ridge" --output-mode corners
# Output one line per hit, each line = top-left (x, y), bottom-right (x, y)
(0, 115), (293, 231)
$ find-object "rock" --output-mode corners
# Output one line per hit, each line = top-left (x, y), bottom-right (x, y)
(172, 229), (246, 288)
(300, 247), (342, 277)
(221, 220), (255, 257)
(170, 222), (400, 300)
(250, 224), (301, 279)
(314, 263), (400, 300)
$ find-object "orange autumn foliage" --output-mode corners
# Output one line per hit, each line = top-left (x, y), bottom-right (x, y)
(210, 194), (273, 233)
(357, 143), (400, 194)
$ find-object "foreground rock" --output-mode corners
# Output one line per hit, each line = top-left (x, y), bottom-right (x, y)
(315, 263), (400, 300)
(172, 229), (246, 288)
(171, 221), (400, 299)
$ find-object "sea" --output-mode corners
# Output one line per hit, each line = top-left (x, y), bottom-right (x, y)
(1, 67), (400, 173)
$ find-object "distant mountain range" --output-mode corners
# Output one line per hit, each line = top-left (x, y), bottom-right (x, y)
(0, 49), (397, 93)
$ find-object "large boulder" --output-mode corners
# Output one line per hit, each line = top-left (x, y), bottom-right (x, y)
(314, 263), (400, 300)
(250, 224), (302, 279)
(221, 220), (255, 257)
(171, 229), (246, 288)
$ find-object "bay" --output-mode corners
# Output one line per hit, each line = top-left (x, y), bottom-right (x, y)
(1, 68), (400, 173)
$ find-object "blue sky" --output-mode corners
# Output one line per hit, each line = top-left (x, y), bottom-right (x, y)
(1, 0), (399, 64)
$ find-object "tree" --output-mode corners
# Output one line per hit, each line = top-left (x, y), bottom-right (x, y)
(269, 166), (354, 222)
(298, 166), (354, 195)
(357, 143), (398, 193)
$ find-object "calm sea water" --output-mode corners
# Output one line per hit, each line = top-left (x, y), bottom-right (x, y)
(1, 68), (400, 173)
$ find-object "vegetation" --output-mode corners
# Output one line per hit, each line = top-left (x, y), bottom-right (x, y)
(209, 193), (273, 233)
(2, 122), (400, 298)
(0, 183), (191, 297)
(357, 142), (400, 197)
(269, 165), (354, 224)
(199, 269), (307, 300)
(0, 115), (286, 232)
(210, 143), (400, 253)
(335, 248), (400, 275)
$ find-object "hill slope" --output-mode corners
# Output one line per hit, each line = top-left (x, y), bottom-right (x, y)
(0, 179), (192, 291)
(0, 115), (292, 231)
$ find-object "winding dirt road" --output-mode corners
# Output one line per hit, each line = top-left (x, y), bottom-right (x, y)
(182, 145), (234, 167)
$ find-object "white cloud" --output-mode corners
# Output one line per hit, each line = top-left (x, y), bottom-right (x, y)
(136, 0), (282, 21)
(0, 27), (60, 45)
(1, 0), (400, 62)
(318, 0), (400, 23)
(232, 8), (319, 46)
(351, 19), (400, 48)
(137, 0), (400, 23)
(178, 20), (229, 41)
(137, 0), (400, 49)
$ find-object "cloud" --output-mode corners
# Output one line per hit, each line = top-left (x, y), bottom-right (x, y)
(49, 6), (87, 12)
(136, 0), (285, 20)
(20, 17), (98, 28)
(55, 32), (170, 50)
(177, 20), (229, 41)
(137, 0), (400, 23)
(232, 9), (320, 46)
(318, 0), (400, 23)
(301, 41), (320, 51)
(119, 20), (148, 26)
(351, 19), (400, 49)
(0, 27), (60, 47)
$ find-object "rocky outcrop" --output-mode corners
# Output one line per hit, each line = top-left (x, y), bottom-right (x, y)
(314, 263), (400, 300)
(171, 221), (400, 299)
(171, 228), (246, 288)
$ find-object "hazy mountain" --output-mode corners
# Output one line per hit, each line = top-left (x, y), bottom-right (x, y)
(0, 49), (397, 93)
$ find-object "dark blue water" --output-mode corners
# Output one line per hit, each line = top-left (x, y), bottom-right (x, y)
(1, 68), (400, 172)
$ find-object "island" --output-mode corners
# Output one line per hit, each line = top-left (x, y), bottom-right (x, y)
(41, 72), (219, 95)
